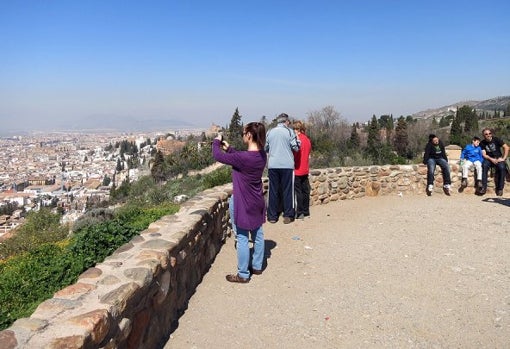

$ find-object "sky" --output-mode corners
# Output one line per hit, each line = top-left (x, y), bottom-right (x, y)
(1, 0), (509, 132)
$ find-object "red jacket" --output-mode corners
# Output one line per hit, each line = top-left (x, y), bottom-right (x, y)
(294, 133), (311, 176)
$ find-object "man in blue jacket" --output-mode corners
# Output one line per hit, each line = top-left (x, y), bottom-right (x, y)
(265, 113), (300, 224)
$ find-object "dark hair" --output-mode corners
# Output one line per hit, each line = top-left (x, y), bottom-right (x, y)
(428, 134), (436, 141)
(472, 136), (481, 141)
(244, 122), (266, 150)
(276, 113), (289, 123)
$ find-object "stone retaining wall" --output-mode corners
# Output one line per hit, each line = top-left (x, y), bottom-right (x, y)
(307, 162), (489, 203)
(0, 164), (497, 349)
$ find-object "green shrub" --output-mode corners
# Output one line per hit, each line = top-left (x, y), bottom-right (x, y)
(72, 207), (115, 232)
(202, 166), (232, 189)
(0, 208), (69, 260)
(0, 168), (220, 330)
(115, 202), (178, 231)
(69, 203), (178, 269)
(0, 243), (83, 329)
(69, 219), (139, 269)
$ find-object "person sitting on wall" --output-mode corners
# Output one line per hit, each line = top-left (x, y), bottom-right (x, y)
(479, 128), (509, 196)
(423, 134), (451, 196)
(459, 136), (483, 193)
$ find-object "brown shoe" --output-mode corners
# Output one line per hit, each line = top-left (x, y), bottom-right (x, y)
(251, 269), (263, 275)
(496, 189), (503, 196)
(226, 274), (249, 283)
(283, 217), (294, 224)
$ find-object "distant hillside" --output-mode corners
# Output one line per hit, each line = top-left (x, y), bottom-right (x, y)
(70, 115), (197, 132)
(411, 95), (510, 121)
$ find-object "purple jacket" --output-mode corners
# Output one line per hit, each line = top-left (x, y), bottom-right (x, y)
(212, 139), (267, 230)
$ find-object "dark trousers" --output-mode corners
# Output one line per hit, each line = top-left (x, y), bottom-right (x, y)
(294, 175), (310, 216)
(267, 169), (295, 220)
(482, 160), (506, 191)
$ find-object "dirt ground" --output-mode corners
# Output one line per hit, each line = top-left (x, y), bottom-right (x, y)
(164, 193), (510, 349)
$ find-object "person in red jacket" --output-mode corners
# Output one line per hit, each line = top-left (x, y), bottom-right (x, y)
(293, 120), (312, 219)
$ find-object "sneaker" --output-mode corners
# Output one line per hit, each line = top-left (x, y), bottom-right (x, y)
(478, 187), (486, 195)
(443, 184), (451, 196)
(496, 189), (503, 196)
(297, 214), (305, 220)
(461, 178), (467, 188)
(426, 184), (433, 196)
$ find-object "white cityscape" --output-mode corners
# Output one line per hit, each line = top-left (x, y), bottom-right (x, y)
(0, 127), (212, 239)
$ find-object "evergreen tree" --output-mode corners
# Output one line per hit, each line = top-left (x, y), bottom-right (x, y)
(116, 158), (122, 172)
(102, 175), (111, 187)
(348, 123), (360, 149)
(378, 114), (394, 145)
(227, 108), (244, 149)
(366, 115), (382, 162)
(151, 150), (166, 183)
(449, 115), (462, 145)
(463, 108), (478, 136)
(393, 117), (409, 157)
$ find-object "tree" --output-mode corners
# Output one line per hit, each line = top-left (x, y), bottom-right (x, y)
(439, 116), (451, 127)
(393, 117), (409, 157)
(348, 123), (360, 149)
(102, 175), (111, 187)
(306, 106), (350, 167)
(151, 150), (166, 183)
(365, 115), (382, 162)
(227, 108), (244, 149)
(456, 105), (477, 131)
(116, 158), (123, 172)
(449, 115), (462, 145)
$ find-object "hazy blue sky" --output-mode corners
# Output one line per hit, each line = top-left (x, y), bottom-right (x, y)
(1, 0), (509, 131)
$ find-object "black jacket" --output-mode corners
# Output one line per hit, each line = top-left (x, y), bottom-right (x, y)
(423, 140), (448, 164)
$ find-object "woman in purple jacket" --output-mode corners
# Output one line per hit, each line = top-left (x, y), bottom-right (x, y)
(212, 122), (267, 283)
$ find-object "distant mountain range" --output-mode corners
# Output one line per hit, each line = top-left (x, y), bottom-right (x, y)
(2, 96), (509, 137)
(411, 95), (510, 120)
(0, 116), (198, 137)
(67, 115), (197, 133)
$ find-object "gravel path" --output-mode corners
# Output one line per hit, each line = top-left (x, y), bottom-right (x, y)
(164, 193), (510, 348)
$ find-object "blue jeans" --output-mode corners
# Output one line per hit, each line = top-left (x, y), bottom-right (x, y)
(229, 195), (265, 279)
(427, 158), (451, 186)
(236, 226), (265, 279)
(482, 160), (506, 191)
(228, 196), (236, 235)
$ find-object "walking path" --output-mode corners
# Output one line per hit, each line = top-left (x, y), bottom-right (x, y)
(164, 193), (510, 348)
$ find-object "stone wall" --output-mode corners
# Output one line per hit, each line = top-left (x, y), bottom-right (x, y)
(307, 161), (499, 202)
(0, 163), (497, 349)
(0, 185), (233, 349)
